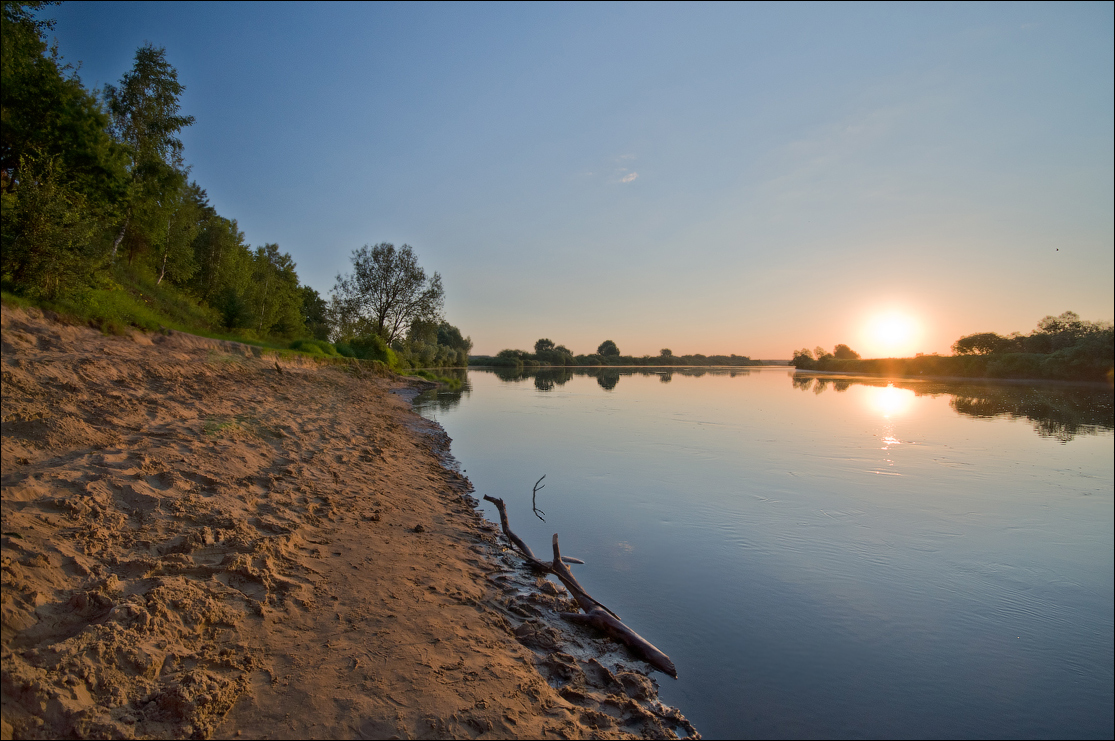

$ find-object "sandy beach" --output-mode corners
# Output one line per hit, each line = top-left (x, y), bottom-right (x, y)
(0, 305), (696, 740)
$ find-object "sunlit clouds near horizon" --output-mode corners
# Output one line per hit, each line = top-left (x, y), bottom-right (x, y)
(47, 2), (1114, 357)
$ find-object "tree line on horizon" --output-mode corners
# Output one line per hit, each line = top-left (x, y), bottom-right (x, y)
(1, 2), (469, 370)
(472, 337), (762, 368)
(789, 312), (1113, 382)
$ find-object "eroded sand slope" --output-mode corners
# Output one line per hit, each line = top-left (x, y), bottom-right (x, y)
(1, 306), (694, 740)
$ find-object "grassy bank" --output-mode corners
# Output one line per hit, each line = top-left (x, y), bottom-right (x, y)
(2, 267), (413, 378)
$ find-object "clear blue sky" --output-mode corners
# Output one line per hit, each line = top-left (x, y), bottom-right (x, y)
(47, 1), (1114, 357)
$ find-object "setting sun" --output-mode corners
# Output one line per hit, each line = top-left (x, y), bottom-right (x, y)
(862, 312), (922, 358)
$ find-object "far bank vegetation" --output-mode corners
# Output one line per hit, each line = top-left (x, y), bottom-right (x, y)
(472, 338), (763, 369)
(790, 312), (1113, 383)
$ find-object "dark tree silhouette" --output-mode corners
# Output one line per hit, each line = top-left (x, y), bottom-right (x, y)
(598, 339), (620, 357)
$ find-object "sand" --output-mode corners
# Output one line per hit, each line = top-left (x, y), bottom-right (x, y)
(0, 304), (698, 740)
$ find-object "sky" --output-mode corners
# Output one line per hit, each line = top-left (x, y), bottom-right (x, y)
(45, 1), (1113, 357)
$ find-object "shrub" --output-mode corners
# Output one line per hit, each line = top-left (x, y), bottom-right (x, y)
(290, 338), (339, 356)
(1, 157), (103, 301)
(350, 333), (400, 369)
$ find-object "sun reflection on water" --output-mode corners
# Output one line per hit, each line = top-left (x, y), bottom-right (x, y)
(867, 383), (916, 418)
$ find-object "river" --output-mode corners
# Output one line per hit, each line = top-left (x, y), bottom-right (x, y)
(414, 366), (1113, 739)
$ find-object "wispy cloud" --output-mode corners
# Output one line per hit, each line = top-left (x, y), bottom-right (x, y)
(621, 172), (638, 183)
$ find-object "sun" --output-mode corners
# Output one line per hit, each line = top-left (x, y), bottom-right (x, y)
(863, 312), (921, 357)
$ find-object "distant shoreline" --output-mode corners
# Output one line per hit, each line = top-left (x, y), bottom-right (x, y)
(466, 363), (785, 369)
(792, 368), (1113, 388)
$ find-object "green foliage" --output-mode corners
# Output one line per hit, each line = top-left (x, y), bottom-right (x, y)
(300, 285), (329, 340)
(290, 338), (339, 357)
(1, 155), (101, 299)
(0, 10), (479, 368)
(833, 344), (860, 360)
(102, 43), (197, 263)
(104, 43), (194, 171)
(2, 1), (128, 207)
(348, 333), (399, 368)
(332, 242), (444, 344)
(392, 318), (470, 368)
(598, 339), (620, 357)
(246, 243), (303, 338)
(189, 207), (247, 302)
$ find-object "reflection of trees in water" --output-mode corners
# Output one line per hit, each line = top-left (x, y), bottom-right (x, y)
(596, 369), (620, 391)
(949, 388), (1112, 443)
(482, 366), (751, 383)
(413, 369), (471, 413)
(494, 366), (528, 382)
(490, 367), (575, 389)
(793, 377), (850, 393)
(534, 368), (573, 392)
(480, 366), (754, 395)
(793, 373), (1113, 442)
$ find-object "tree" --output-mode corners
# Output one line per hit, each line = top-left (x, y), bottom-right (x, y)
(790, 348), (814, 369)
(152, 176), (201, 285)
(300, 285), (330, 340)
(833, 344), (860, 360)
(1, 1), (127, 204)
(331, 243), (444, 344)
(534, 338), (555, 354)
(103, 43), (195, 259)
(438, 321), (473, 354)
(246, 243), (303, 337)
(952, 332), (1010, 356)
(0, 154), (98, 298)
(1036, 311), (1085, 337)
(189, 209), (248, 302)
(660, 348), (672, 357)
(598, 339), (620, 357)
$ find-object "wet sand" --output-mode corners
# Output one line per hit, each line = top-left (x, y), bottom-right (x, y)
(0, 305), (696, 739)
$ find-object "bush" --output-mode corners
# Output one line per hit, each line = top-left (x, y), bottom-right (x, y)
(1, 156), (102, 300)
(350, 333), (400, 368)
(290, 338), (339, 356)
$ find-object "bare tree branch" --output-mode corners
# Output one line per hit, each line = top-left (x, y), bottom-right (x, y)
(481, 486), (678, 678)
(532, 475), (546, 521)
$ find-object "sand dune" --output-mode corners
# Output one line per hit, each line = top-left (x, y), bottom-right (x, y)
(0, 305), (696, 740)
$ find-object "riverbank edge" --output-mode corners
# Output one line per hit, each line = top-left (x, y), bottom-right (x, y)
(0, 305), (698, 739)
(399, 383), (703, 739)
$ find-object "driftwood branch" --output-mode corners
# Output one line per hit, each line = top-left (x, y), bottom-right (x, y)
(483, 495), (547, 567)
(552, 534), (676, 678)
(481, 492), (677, 678)
(532, 475), (546, 521)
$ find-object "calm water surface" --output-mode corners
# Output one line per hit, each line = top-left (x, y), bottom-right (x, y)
(414, 367), (1113, 739)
